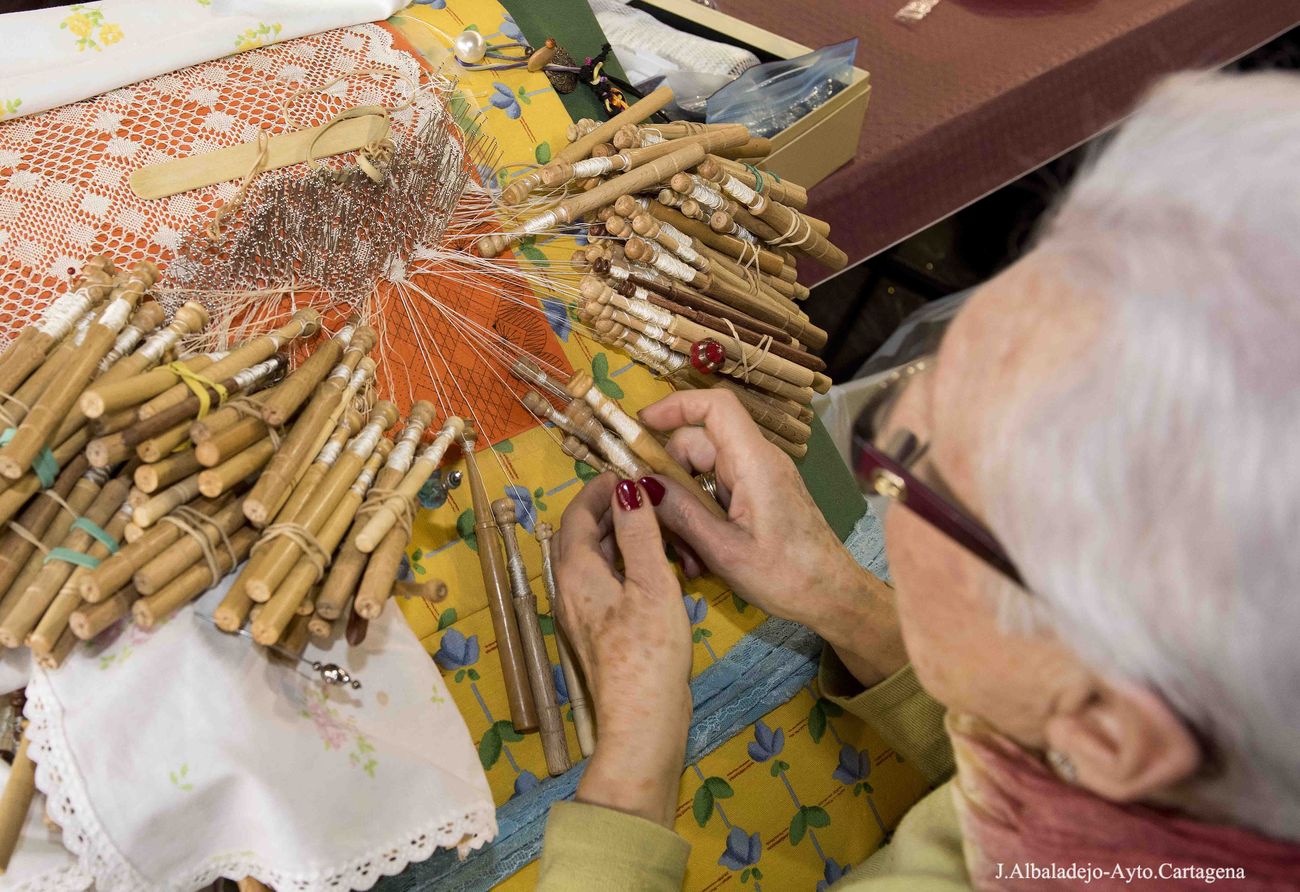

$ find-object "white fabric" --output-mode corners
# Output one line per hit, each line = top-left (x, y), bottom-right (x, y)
(0, 759), (92, 892)
(20, 574), (495, 891)
(0, 0), (405, 121)
(586, 0), (756, 116)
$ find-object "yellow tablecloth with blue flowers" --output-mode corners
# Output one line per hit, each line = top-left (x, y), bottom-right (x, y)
(385, 4), (930, 888)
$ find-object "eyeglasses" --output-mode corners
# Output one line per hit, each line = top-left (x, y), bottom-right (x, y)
(851, 356), (1025, 587)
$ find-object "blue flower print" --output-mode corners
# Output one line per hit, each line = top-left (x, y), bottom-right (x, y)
(434, 628), (479, 670)
(748, 720), (785, 763)
(541, 296), (571, 341)
(683, 595), (707, 625)
(512, 769), (540, 799)
(499, 14), (523, 42)
(817, 858), (848, 891)
(718, 826), (762, 870)
(490, 82), (521, 119)
(413, 0), (446, 7)
(552, 663), (569, 704)
(832, 744), (872, 784)
(503, 484), (536, 532)
(397, 552), (414, 582)
(559, 220), (590, 247)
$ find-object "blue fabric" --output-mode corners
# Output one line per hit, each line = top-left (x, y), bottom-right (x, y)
(381, 506), (888, 891)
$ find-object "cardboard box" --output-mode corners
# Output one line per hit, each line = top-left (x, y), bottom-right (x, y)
(632, 0), (871, 188)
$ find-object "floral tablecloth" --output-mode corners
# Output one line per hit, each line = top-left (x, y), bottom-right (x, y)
(385, 3), (931, 889)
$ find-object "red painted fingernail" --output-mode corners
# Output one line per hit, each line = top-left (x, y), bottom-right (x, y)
(615, 479), (642, 511)
(638, 476), (665, 506)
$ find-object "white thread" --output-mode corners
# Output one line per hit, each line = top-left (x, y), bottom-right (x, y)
(587, 394), (642, 445)
(136, 322), (186, 364)
(723, 175), (759, 209)
(622, 297), (672, 327)
(317, 438), (346, 467)
(36, 288), (94, 339)
(351, 463), (380, 495)
(652, 250), (698, 283)
(640, 131), (664, 146)
(335, 324), (357, 348)
(327, 361), (351, 383)
(69, 314), (94, 346)
(520, 210), (559, 236)
(572, 156), (617, 178)
(385, 420), (424, 471)
(96, 297), (134, 334)
(606, 263), (630, 281)
(231, 357), (280, 390)
(347, 423), (385, 457)
(347, 364), (372, 390)
(417, 427), (458, 466)
(640, 320), (668, 341)
(688, 183), (726, 212)
(99, 322), (147, 371)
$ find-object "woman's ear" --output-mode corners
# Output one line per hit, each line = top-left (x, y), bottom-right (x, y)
(1044, 677), (1201, 802)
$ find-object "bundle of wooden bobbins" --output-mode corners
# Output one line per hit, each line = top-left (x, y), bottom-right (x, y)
(465, 354), (738, 776)
(478, 87), (845, 460)
(0, 255), (462, 678)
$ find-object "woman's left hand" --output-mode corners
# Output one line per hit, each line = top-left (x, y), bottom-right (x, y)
(554, 473), (692, 827)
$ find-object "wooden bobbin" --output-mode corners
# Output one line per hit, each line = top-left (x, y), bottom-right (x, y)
(566, 370), (725, 517)
(315, 402), (436, 621)
(29, 505), (132, 656)
(81, 351), (219, 421)
(0, 463), (101, 626)
(256, 439), (392, 643)
(0, 265), (155, 480)
(463, 425), (537, 732)
(138, 309), (320, 421)
(133, 498), (248, 595)
(0, 733), (36, 872)
(81, 494), (229, 602)
(133, 526), (256, 629)
(0, 257), (117, 401)
(493, 498), (570, 777)
(561, 435), (610, 474)
(536, 521), (595, 758)
(501, 85), (674, 204)
(479, 143), (707, 258)
(355, 415), (462, 553)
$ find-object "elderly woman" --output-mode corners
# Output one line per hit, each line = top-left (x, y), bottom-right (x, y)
(535, 72), (1300, 889)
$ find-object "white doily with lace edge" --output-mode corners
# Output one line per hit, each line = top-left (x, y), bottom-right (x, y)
(18, 577), (497, 892)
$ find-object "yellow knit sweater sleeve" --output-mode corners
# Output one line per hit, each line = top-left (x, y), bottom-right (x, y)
(537, 657), (965, 891)
(817, 654), (955, 784)
(536, 801), (690, 891)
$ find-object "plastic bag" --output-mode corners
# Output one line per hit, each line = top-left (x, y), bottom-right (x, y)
(706, 38), (858, 138)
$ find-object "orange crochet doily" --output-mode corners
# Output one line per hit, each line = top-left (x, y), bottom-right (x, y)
(0, 21), (568, 446)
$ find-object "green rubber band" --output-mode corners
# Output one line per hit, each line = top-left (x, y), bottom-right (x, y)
(72, 517), (119, 555)
(32, 447), (57, 488)
(44, 547), (101, 569)
(0, 428), (61, 488)
(743, 162), (765, 194)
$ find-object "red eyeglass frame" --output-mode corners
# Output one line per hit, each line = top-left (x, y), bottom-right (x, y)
(852, 433), (1025, 587)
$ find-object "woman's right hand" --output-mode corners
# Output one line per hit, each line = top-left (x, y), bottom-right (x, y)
(639, 390), (909, 686)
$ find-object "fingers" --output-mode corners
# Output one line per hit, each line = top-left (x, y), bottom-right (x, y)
(557, 472), (617, 570)
(609, 480), (677, 592)
(664, 427), (717, 476)
(639, 389), (769, 456)
(649, 474), (748, 577)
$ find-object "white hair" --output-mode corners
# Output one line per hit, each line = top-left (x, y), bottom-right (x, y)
(978, 71), (1300, 839)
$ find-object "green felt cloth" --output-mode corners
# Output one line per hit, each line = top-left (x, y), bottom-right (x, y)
(797, 416), (868, 542)
(499, 0), (630, 123)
